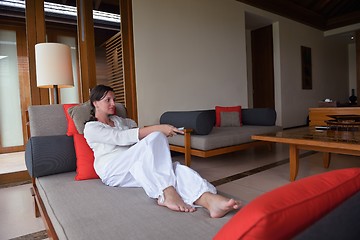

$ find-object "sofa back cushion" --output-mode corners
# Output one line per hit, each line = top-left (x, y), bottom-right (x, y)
(215, 106), (242, 127)
(242, 108), (276, 126)
(67, 101), (128, 134)
(28, 104), (68, 136)
(28, 103), (128, 137)
(160, 110), (215, 135)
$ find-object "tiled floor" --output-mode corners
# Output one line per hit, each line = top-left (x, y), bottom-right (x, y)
(1, 142), (360, 239)
(0, 152), (26, 174)
(0, 184), (47, 240)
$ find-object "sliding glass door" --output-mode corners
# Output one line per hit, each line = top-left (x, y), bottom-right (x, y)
(0, 28), (25, 152)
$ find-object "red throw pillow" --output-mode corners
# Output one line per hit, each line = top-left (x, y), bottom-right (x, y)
(214, 168), (360, 240)
(215, 106), (241, 127)
(73, 133), (99, 181)
(63, 104), (79, 136)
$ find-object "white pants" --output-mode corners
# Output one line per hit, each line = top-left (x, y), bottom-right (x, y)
(101, 132), (216, 205)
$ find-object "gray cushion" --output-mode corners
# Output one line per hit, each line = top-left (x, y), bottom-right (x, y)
(160, 110), (215, 135)
(28, 104), (68, 136)
(25, 135), (76, 177)
(68, 102), (128, 134)
(220, 111), (241, 127)
(242, 108), (276, 126)
(68, 101), (92, 134)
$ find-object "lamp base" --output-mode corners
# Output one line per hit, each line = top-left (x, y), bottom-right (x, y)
(53, 85), (59, 104)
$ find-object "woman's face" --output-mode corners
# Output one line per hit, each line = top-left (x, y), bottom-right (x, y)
(93, 91), (116, 116)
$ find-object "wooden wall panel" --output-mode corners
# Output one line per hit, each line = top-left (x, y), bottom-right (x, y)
(105, 32), (126, 105)
(25, 0), (49, 105)
(356, 31), (360, 99)
(76, 0), (97, 102)
(120, 0), (137, 122)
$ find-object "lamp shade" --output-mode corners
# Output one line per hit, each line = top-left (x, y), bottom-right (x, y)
(35, 43), (74, 88)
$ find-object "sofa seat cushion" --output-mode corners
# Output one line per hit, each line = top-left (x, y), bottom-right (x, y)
(168, 125), (282, 151)
(37, 172), (234, 240)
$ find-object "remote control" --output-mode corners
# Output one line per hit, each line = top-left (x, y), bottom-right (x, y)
(315, 126), (329, 130)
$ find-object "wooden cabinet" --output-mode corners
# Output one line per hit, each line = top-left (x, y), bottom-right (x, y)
(309, 107), (360, 126)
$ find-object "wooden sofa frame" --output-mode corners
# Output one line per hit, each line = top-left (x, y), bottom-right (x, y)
(170, 129), (271, 166)
(31, 178), (59, 239)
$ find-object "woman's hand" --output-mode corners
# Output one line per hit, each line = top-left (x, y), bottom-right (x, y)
(139, 124), (184, 139)
(161, 125), (184, 137)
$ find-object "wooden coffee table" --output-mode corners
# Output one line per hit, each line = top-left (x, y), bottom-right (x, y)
(252, 127), (360, 181)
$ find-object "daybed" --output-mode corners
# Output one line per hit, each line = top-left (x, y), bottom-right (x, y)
(25, 103), (360, 240)
(160, 107), (282, 166)
(25, 103), (235, 240)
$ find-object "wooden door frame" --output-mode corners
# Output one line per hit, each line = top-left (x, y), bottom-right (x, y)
(120, 0), (138, 122)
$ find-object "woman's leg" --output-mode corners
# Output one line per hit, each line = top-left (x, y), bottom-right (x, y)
(194, 192), (242, 218)
(105, 131), (240, 216)
(172, 162), (216, 204)
(103, 132), (175, 191)
(126, 132), (194, 212)
(172, 162), (241, 218)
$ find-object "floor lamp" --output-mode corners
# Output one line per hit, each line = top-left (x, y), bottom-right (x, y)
(35, 43), (74, 104)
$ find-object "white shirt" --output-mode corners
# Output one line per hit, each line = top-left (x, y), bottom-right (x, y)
(84, 115), (139, 177)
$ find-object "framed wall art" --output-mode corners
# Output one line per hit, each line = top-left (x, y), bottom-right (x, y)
(301, 46), (312, 90)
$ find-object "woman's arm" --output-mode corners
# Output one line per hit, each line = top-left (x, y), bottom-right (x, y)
(84, 121), (139, 146)
(139, 124), (184, 139)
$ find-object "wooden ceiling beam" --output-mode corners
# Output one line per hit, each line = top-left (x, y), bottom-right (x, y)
(326, 10), (360, 30)
(236, 0), (360, 30)
(237, 0), (326, 30)
(321, 0), (347, 17)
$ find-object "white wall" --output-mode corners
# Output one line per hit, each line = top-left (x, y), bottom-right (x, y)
(132, 0), (247, 126)
(277, 20), (348, 127)
(132, 0), (351, 128)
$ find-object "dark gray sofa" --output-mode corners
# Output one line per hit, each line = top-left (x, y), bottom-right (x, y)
(294, 190), (360, 239)
(160, 108), (282, 166)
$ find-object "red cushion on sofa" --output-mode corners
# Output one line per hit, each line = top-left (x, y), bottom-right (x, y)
(215, 106), (241, 127)
(63, 104), (79, 136)
(214, 168), (360, 240)
(73, 133), (99, 181)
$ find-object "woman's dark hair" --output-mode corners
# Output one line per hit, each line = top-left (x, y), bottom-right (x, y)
(87, 85), (114, 122)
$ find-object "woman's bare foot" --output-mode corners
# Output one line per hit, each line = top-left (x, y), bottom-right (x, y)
(158, 186), (196, 213)
(195, 192), (241, 218)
